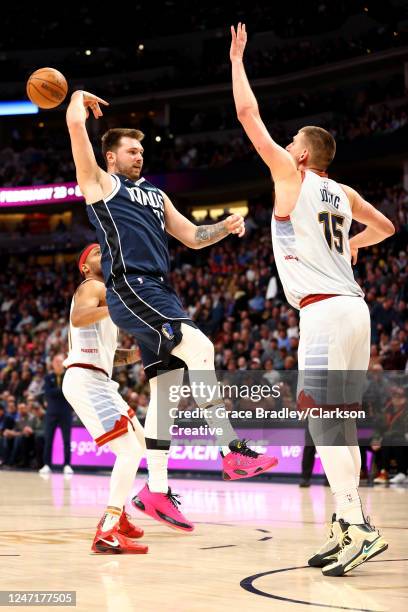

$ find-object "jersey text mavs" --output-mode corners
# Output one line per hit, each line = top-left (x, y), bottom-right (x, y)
(86, 173), (195, 373)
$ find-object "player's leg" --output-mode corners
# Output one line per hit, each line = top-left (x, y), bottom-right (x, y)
(62, 368), (147, 553)
(298, 298), (363, 567)
(171, 323), (278, 479)
(322, 298), (387, 576)
(132, 352), (194, 531)
(345, 299), (371, 487)
(106, 283), (277, 478)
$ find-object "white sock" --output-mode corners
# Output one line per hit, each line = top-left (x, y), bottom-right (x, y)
(100, 507), (121, 532)
(348, 444), (362, 487)
(147, 449), (169, 493)
(108, 427), (143, 508)
(316, 445), (365, 524)
(144, 370), (185, 493)
(334, 488), (364, 524)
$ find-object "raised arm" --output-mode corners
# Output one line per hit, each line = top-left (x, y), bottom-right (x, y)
(230, 24), (298, 182)
(163, 192), (245, 249)
(342, 184), (395, 263)
(66, 90), (112, 203)
(70, 280), (109, 328)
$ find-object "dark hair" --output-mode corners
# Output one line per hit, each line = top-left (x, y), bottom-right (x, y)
(299, 126), (336, 170)
(101, 128), (145, 162)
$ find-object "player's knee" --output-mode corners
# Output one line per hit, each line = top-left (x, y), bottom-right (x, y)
(188, 334), (214, 368)
(109, 431), (140, 458)
(198, 334), (214, 365)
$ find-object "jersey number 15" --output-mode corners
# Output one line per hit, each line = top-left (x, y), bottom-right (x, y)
(318, 211), (345, 254)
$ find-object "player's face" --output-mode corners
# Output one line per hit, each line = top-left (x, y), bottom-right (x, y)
(86, 246), (103, 276)
(285, 132), (308, 167)
(112, 137), (144, 180)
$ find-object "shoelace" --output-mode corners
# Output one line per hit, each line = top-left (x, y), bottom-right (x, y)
(232, 439), (259, 458)
(166, 489), (181, 508)
(340, 531), (352, 549)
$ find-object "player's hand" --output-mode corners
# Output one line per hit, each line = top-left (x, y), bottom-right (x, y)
(71, 90), (109, 119)
(230, 22), (247, 62)
(224, 214), (245, 238)
(351, 246), (358, 265)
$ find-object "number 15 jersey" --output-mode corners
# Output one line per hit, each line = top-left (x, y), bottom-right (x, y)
(271, 169), (363, 310)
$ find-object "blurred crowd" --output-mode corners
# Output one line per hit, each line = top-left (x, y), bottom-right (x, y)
(0, 183), (407, 476)
(1, 96), (407, 186)
(2, 2), (406, 98)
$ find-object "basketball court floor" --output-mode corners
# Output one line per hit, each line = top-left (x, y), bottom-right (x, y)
(1, 471), (407, 611)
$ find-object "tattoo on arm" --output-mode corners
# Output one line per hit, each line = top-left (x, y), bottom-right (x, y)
(195, 222), (228, 246)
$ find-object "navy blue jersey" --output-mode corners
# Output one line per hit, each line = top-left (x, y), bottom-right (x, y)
(87, 174), (170, 285)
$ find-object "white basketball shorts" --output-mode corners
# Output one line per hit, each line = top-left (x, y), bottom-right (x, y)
(62, 367), (135, 446)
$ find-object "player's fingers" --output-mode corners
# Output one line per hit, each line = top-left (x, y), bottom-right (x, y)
(95, 96), (109, 106)
(231, 25), (236, 38)
(228, 221), (241, 231)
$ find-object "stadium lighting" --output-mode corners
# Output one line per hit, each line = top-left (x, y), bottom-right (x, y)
(0, 101), (39, 116)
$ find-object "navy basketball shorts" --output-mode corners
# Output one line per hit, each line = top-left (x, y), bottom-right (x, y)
(106, 274), (197, 380)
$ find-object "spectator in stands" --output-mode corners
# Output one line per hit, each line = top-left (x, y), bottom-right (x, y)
(372, 386), (407, 484)
(6, 402), (36, 467)
(39, 354), (73, 476)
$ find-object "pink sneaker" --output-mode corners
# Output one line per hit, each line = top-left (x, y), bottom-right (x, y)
(132, 484), (194, 532)
(222, 439), (278, 480)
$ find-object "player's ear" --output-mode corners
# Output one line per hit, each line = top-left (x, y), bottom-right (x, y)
(106, 150), (115, 165)
(299, 149), (308, 162)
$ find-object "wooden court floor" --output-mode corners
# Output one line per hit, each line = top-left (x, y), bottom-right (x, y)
(0, 471), (407, 612)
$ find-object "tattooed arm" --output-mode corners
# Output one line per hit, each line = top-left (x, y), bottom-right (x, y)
(194, 216), (245, 247)
(163, 191), (245, 249)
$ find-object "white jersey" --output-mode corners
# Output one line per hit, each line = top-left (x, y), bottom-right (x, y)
(271, 169), (364, 310)
(63, 279), (118, 378)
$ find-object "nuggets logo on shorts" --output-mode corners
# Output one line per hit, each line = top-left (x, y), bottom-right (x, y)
(161, 322), (174, 340)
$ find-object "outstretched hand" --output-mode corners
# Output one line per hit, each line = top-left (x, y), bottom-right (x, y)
(71, 90), (109, 119)
(224, 214), (246, 238)
(230, 22), (247, 62)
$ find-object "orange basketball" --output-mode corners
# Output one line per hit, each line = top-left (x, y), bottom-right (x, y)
(26, 67), (68, 109)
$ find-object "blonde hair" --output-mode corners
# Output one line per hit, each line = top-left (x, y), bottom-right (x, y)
(299, 126), (336, 169)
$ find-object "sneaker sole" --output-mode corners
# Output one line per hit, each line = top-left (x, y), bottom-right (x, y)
(92, 543), (148, 554)
(308, 545), (341, 567)
(322, 538), (388, 577)
(222, 458), (279, 481)
(131, 498), (194, 533)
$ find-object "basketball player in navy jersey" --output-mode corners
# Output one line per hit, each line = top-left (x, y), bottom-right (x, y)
(66, 90), (278, 532)
(230, 23), (393, 575)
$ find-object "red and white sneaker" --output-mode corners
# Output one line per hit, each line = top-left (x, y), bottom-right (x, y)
(91, 522), (148, 554)
(118, 510), (144, 539)
(132, 484), (194, 532)
(222, 439), (278, 481)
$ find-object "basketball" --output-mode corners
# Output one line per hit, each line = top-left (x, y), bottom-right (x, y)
(26, 67), (68, 109)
